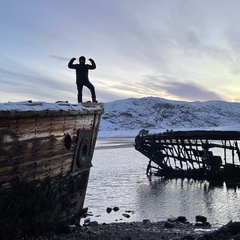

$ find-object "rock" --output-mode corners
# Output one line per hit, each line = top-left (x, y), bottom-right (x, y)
(222, 221), (240, 235)
(89, 221), (98, 226)
(106, 207), (112, 213)
(125, 210), (134, 214)
(113, 207), (119, 211)
(167, 217), (178, 222)
(164, 221), (175, 229)
(122, 213), (130, 218)
(79, 207), (88, 217)
(177, 216), (187, 223)
(84, 218), (90, 224)
(206, 222), (211, 227)
(195, 221), (211, 227)
(195, 215), (207, 223)
(143, 219), (151, 224)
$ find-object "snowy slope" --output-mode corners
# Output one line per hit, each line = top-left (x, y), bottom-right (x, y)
(99, 97), (240, 137)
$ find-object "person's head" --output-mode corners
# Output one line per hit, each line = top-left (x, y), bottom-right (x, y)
(79, 56), (86, 65)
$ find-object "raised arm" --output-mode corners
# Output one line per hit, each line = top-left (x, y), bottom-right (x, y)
(88, 58), (96, 69)
(68, 58), (76, 69)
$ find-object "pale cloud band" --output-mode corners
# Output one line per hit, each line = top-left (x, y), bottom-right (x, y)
(0, 0), (240, 103)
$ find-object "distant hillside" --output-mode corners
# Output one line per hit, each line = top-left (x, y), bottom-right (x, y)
(99, 97), (240, 137)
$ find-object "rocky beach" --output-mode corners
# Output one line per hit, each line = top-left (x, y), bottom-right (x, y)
(23, 207), (240, 240)
(25, 219), (240, 240)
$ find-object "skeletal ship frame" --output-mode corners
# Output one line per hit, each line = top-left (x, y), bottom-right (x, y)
(135, 130), (240, 180)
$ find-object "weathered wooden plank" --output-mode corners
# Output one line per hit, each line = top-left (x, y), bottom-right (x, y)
(0, 107), (103, 118)
(0, 157), (73, 183)
(0, 144), (74, 165)
(0, 115), (94, 135)
(0, 133), (76, 156)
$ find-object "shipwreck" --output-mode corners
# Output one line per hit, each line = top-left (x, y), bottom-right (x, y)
(0, 101), (103, 239)
(135, 129), (240, 180)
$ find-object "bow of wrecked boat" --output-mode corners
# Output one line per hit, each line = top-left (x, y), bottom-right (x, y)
(135, 129), (240, 181)
(0, 101), (103, 239)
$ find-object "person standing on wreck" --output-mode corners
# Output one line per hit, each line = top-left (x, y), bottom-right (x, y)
(68, 56), (98, 103)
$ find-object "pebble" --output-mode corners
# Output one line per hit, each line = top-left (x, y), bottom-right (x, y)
(89, 221), (98, 226)
(164, 221), (175, 229)
(113, 207), (119, 211)
(122, 213), (130, 218)
(143, 219), (151, 224)
(195, 215), (207, 223)
(84, 218), (91, 224)
(106, 207), (112, 213)
(177, 216), (187, 223)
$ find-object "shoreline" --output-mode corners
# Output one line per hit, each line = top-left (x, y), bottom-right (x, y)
(95, 137), (135, 150)
(24, 220), (240, 240)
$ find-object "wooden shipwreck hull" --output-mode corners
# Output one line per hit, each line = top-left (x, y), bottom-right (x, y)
(135, 130), (240, 180)
(0, 101), (103, 239)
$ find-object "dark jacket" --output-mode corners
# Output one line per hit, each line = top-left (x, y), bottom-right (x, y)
(68, 58), (96, 83)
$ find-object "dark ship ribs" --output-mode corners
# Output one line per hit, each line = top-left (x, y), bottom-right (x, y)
(135, 130), (240, 180)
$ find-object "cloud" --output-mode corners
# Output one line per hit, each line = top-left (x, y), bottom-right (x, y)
(0, 57), (77, 102)
(140, 74), (222, 101)
(163, 81), (223, 101)
(49, 55), (69, 62)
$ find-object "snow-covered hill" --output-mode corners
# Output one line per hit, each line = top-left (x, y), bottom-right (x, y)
(99, 97), (240, 138)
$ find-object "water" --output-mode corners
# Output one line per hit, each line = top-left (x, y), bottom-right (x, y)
(83, 138), (240, 227)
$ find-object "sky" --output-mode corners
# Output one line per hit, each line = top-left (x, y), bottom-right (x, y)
(1, 0), (240, 104)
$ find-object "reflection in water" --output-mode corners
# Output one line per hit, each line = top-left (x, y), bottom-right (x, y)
(84, 138), (240, 226)
(135, 178), (240, 226)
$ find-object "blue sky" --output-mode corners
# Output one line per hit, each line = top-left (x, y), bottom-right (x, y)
(1, 0), (240, 103)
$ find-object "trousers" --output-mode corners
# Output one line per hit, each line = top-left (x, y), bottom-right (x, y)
(77, 81), (96, 103)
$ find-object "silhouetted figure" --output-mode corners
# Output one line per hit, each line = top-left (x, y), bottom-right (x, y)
(68, 56), (97, 103)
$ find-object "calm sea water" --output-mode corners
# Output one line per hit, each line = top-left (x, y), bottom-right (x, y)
(83, 138), (240, 227)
